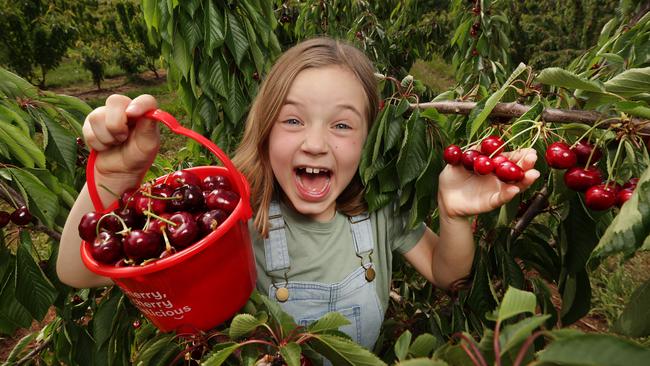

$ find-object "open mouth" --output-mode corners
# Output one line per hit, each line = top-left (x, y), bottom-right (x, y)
(294, 167), (332, 199)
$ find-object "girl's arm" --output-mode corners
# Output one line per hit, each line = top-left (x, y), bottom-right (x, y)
(403, 148), (540, 289)
(56, 94), (160, 288)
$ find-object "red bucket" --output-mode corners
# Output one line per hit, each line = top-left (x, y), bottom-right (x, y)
(80, 109), (256, 334)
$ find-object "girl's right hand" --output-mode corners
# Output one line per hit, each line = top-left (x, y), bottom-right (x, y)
(83, 94), (161, 188)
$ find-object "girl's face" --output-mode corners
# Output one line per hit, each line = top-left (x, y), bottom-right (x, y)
(268, 65), (368, 222)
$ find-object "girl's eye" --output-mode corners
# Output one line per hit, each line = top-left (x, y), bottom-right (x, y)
(334, 122), (351, 129)
(284, 118), (301, 125)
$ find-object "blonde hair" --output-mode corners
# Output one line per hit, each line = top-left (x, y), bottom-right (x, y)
(232, 37), (379, 237)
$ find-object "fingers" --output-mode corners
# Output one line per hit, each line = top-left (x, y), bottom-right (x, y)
(502, 148), (538, 171)
(490, 185), (521, 207)
(83, 95), (132, 150)
(125, 94), (158, 118)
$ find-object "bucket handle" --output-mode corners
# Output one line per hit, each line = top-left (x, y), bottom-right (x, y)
(86, 109), (250, 218)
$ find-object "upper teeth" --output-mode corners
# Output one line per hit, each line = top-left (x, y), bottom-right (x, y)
(305, 167), (327, 174)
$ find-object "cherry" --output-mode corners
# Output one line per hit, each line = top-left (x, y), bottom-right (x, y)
(10, 206), (32, 226)
(166, 212), (199, 249)
(167, 170), (201, 190)
(585, 184), (616, 210)
(473, 155), (494, 175)
(135, 194), (168, 215)
(471, 48), (479, 57)
(480, 136), (505, 156)
(616, 188), (634, 207)
(201, 174), (232, 191)
(563, 167), (602, 192)
(491, 154), (509, 166)
(90, 231), (124, 264)
(461, 149), (481, 171)
(197, 209), (229, 236)
(571, 139), (602, 165)
(252, 71), (260, 81)
(545, 142), (577, 169)
(205, 189), (239, 213)
(495, 161), (524, 183)
(622, 178), (639, 190)
(355, 31), (363, 40)
(79, 212), (101, 241)
(120, 188), (141, 209)
(123, 230), (163, 261)
(443, 145), (462, 165)
(145, 213), (172, 234)
(99, 213), (122, 233)
(0, 211), (9, 228)
(169, 184), (204, 212)
(113, 206), (140, 231)
(132, 319), (141, 329)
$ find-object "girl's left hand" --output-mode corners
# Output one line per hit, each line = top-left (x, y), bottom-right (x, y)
(437, 148), (540, 219)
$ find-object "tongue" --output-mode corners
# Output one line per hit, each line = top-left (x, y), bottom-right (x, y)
(298, 173), (329, 194)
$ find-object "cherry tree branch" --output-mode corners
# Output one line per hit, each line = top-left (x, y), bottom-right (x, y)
(510, 186), (550, 241)
(412, 101), (650, 133)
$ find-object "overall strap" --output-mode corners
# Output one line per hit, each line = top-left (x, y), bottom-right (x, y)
(263, 201), (291, 272)
(349, 213), (374, 256)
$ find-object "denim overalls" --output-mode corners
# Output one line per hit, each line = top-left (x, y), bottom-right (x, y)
(263, 201), (385, 349)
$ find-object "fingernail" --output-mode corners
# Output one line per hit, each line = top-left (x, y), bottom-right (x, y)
(116, 133), (128, 142)
(125, 104), (137, 114)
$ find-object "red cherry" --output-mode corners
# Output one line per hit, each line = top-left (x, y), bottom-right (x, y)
(10, 206), (32, 226)
(563, 167), (602, 192)
(0, 211), (10, 228)
(480, 136), (505, 156)
(132, 319), (141, 329)
(135, 194), (168, 215)
(473, 155), (494, 175)
(90, 231), (124, 264)
(201, 174), (232, 191)
(571, 139), (602, 165)
(167, 170), (201, 190)
(205, 189), (240, 213)
(443, 145), (462, 165)
(145, 213), (172, 234)
(169, 184), (205, 212)
(622, 178), (639, 190)
(120, 188), (141, 209)
(79, 211), (101, 242)
(585, 184), (616, 210)
(491, 155), (509, 166)
(123, 230), (163, 262)
(461, 150), (481, 171)
(616, 188), (634, 207)
(495, 161), (524, 183)
(545, 142), (577, 169)
(197, 209), (229, 236)
(166, 212), (199, 249)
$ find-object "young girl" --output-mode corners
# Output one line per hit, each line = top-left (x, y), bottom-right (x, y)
(57, 37), (539, 349)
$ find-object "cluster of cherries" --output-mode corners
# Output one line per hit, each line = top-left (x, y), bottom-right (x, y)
(79, 170), (239, 265)
(0, 206), (33, 228)
(545, 140), (638, 210)
(443, 135), (525, 183)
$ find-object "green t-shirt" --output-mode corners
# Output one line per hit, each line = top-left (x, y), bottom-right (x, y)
(250, 200), (426, 312)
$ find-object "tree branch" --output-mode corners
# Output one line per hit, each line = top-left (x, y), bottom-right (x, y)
(510, 186), (550, 241)
(32, 223), (62, 242)
(412, 101), (650, 133)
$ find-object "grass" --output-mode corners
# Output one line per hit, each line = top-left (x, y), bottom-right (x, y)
(44, 57), (124, 89)
(408, 54), (456, 94)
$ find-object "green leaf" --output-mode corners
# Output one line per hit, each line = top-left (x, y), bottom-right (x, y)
(6, 168), (60, 226)
(39, 111), (77, 175)
(396, 110), (428, 186)
(538, 333), (650, 366)
(564, 195), (601, 272)
(499, 315), (550, 356)
(536, 67), (605, 93)
(307, 311), (350, 334)
(92, 291), (123, 347)
(496, 287), (537, 323)
(469, 63), (527, 139)
(142, 0), (160, 30)
(409, 333), (438, 358)
(223, 76), (247, 124)
(0, 254), (32, 334)
(0, 119), (43, 168)
(395, 330), (412, 361)
(229, 313), (265, 339)
(613, 277), (650, 337)
(199, 56), (228, 99)
(259, 294), (298, 337)
(172, 31), (191, 78)
(589, 167), (650, 264)
(604, 67), (650, 97)
(225, 11), (249, 67)
(560, 269), (591, 325)
(15, 232), (56, 320)
(203, 343), (240, 366)
(203, 0), (225, 56)
(614, 101), (650, 119)
(133, 333), (177, 365)
(3, 331), (37, 364)
(308, 334), (387, 366)
(280, 342), (302, 366)
(396, 359), (449, 366)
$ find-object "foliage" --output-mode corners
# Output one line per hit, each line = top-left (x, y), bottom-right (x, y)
(0, 0), (78, 88)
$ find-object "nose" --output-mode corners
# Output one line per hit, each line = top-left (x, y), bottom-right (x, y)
(301, 125), (328, 155)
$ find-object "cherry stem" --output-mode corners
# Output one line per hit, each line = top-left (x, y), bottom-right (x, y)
(512, 330), (547, 366)
(452, 332), (488, 366)
(141, 191), (180, 201)
(493, 320), (502, 366)
(142, 210), (178, 227)
(161, 228), (174, 252)
(494, 122), (541, 157)
(569, 118), (618, 149)
(97, 212), (129, 237)
(462, 127), (496, 151)
(606, 136), (626, 184)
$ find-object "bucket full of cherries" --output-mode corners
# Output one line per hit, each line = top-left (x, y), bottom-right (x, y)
(79, 109), (255, 334)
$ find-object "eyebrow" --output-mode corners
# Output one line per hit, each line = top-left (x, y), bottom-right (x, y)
(283, 98), (363, 120)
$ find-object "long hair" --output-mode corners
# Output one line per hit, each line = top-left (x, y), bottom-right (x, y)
(232, 37), (379, 237)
